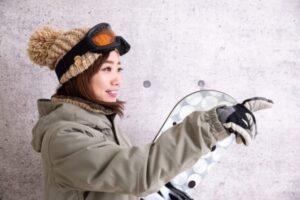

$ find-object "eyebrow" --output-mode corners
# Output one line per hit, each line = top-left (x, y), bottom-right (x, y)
(104, 60), (121, 65)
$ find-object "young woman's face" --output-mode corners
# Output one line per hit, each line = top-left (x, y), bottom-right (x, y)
(90, 50), (123, 102)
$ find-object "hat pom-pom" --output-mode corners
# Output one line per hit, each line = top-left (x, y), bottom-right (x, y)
(27, 26), (63, 69)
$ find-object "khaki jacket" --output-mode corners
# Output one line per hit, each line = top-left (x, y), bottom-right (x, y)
(31, 95), (229, 200)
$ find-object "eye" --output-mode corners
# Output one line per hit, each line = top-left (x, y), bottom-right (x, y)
(102, 67), (112, 71)
(118, 67), (124, 72)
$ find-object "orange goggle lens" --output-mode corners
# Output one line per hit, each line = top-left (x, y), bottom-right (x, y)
(91, 29), (116, 46)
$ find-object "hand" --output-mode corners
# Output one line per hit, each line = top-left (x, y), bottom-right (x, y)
(217, 97), (273, 145)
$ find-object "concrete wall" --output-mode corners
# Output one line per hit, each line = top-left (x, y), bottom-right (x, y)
(1, 0), (299, 199)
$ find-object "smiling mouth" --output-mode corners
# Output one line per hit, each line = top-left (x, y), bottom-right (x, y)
(106, 90), (118, 97)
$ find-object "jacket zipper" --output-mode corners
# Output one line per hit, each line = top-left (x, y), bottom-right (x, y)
(107, 115), (120, 145)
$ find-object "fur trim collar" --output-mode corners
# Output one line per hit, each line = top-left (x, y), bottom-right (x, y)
(51, 94), (115, 115)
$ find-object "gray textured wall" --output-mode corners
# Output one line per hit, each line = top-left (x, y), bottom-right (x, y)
(1, 0), (299, 199)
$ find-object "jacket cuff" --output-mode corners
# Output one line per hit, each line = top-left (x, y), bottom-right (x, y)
(206, 107), (230, 141)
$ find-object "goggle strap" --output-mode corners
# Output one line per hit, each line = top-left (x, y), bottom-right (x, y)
(55, 37), (130, 81)
(55, 39), (88, 80)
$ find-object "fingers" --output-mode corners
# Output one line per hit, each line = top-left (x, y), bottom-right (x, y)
(223, 122), (252, 146)
(242, 97), (274, 112)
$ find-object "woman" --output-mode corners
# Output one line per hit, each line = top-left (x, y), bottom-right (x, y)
(28, 22), (271, 200)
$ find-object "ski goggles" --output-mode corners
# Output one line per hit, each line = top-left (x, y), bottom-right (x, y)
(55, 22), (130, 80)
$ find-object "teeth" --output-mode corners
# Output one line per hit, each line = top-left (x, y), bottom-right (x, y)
(107, 91), (117, 94)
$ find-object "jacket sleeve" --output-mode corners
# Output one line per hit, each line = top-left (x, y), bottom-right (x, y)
(47, 107), (229, 196)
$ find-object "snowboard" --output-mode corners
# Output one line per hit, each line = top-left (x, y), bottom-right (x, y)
(142, 90), (237, 200)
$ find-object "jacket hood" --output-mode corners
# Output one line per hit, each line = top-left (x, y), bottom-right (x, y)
(31, 96), (116, 153)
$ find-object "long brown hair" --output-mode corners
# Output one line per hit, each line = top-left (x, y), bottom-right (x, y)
(55, 51), (125, 117)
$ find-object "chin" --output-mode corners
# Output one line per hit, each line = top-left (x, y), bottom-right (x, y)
(104, 98), (117, 103)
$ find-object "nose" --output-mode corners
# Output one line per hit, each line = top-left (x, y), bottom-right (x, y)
(111, 72), (121, 86)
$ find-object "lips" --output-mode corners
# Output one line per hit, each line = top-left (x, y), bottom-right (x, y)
(106, 90), (118, 97)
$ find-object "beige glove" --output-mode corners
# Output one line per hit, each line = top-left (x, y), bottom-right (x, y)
(217, 97), (273, 145)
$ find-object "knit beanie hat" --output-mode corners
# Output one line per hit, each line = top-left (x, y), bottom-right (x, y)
(27, 26), (106, 84)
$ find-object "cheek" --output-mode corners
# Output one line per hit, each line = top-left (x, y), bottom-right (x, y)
(90, 75), (107, 93)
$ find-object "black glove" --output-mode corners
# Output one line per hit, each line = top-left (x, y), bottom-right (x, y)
(217, 97), (273, 145)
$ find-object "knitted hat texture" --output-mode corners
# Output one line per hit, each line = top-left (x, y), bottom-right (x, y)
(27, 26), (102, 83)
